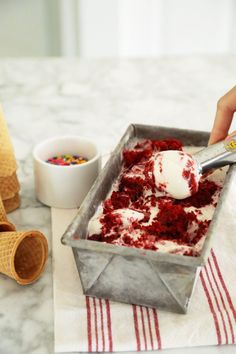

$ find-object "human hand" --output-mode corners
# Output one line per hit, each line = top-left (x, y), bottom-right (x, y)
(209, 86), (236, 145)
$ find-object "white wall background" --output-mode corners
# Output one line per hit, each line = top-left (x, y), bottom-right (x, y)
(0, 0), (60, 57)
(78, 0), (236, 58)
(0, 0), (236, 57)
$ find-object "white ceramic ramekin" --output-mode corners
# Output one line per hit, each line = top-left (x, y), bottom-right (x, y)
(33, 136), (101, 208)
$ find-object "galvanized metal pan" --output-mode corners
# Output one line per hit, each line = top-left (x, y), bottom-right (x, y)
(61, 124), (235, 314)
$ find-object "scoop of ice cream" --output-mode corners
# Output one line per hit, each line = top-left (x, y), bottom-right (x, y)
(153, 150), (200, 199)
(88, 208), (144, 237)
(112, 208), (145, 227)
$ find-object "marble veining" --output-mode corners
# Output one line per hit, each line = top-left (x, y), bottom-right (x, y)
(0, 56), (236, 354)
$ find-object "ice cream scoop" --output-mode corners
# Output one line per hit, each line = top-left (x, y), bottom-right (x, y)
(153, 134), (236, 200)
(153, 150), (200, 199)
(194, 134), (236, 172)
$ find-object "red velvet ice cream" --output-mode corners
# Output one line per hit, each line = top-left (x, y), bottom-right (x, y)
(87, 139), (225, 256)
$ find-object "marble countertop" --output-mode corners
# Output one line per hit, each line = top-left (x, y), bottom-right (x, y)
(0, 56), (236, 354)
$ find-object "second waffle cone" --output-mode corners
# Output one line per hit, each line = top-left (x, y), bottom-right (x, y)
(0, 230), (48, 285)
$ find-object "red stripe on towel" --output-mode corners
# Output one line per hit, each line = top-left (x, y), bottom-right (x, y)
(211, 249), (236, 322)
(140, 306), (147, 350)
(146, 307), (154, 350)
(132, 305), (141, 351)
(200, 271), (222, 344)
(99, 299), (105, 351)
(208, 257), (235, 344)
(152, 309), (162, 350)
(86, 296), (92, 352)
(105, 300), (113, 352)
(204, 266), (228, 344)
(93, 298), (99, 351)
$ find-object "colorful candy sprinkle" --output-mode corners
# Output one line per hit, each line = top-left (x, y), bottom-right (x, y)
(46, 154), (88, 166)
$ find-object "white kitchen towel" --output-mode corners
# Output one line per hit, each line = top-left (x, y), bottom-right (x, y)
(52, 176), (236, 353)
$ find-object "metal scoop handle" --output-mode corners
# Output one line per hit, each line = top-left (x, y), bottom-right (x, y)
(194, 135), (236, 173)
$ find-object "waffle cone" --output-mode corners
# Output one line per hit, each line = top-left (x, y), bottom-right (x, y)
(0, 173), (20, 200)
(0, 230), (48, 285)
(0, 196), (16, 231)
(0, 104), (17, 177)
(3, 193), (20, 213)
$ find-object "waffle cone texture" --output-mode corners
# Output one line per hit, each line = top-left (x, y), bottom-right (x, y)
(0, 198), (48, 285)
(0, 196), (16, 231)
(0, 105), (47, 284)
(0, 195), (48, 285)
(0, 173), (20, 200)
(3, 193), (21, 213)
(0, 105), (17, 177)
(0, 104), (21, 214)
(0, 230), (48, 285)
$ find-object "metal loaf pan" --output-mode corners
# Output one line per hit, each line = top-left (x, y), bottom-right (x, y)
(61, 124), (235, 314)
